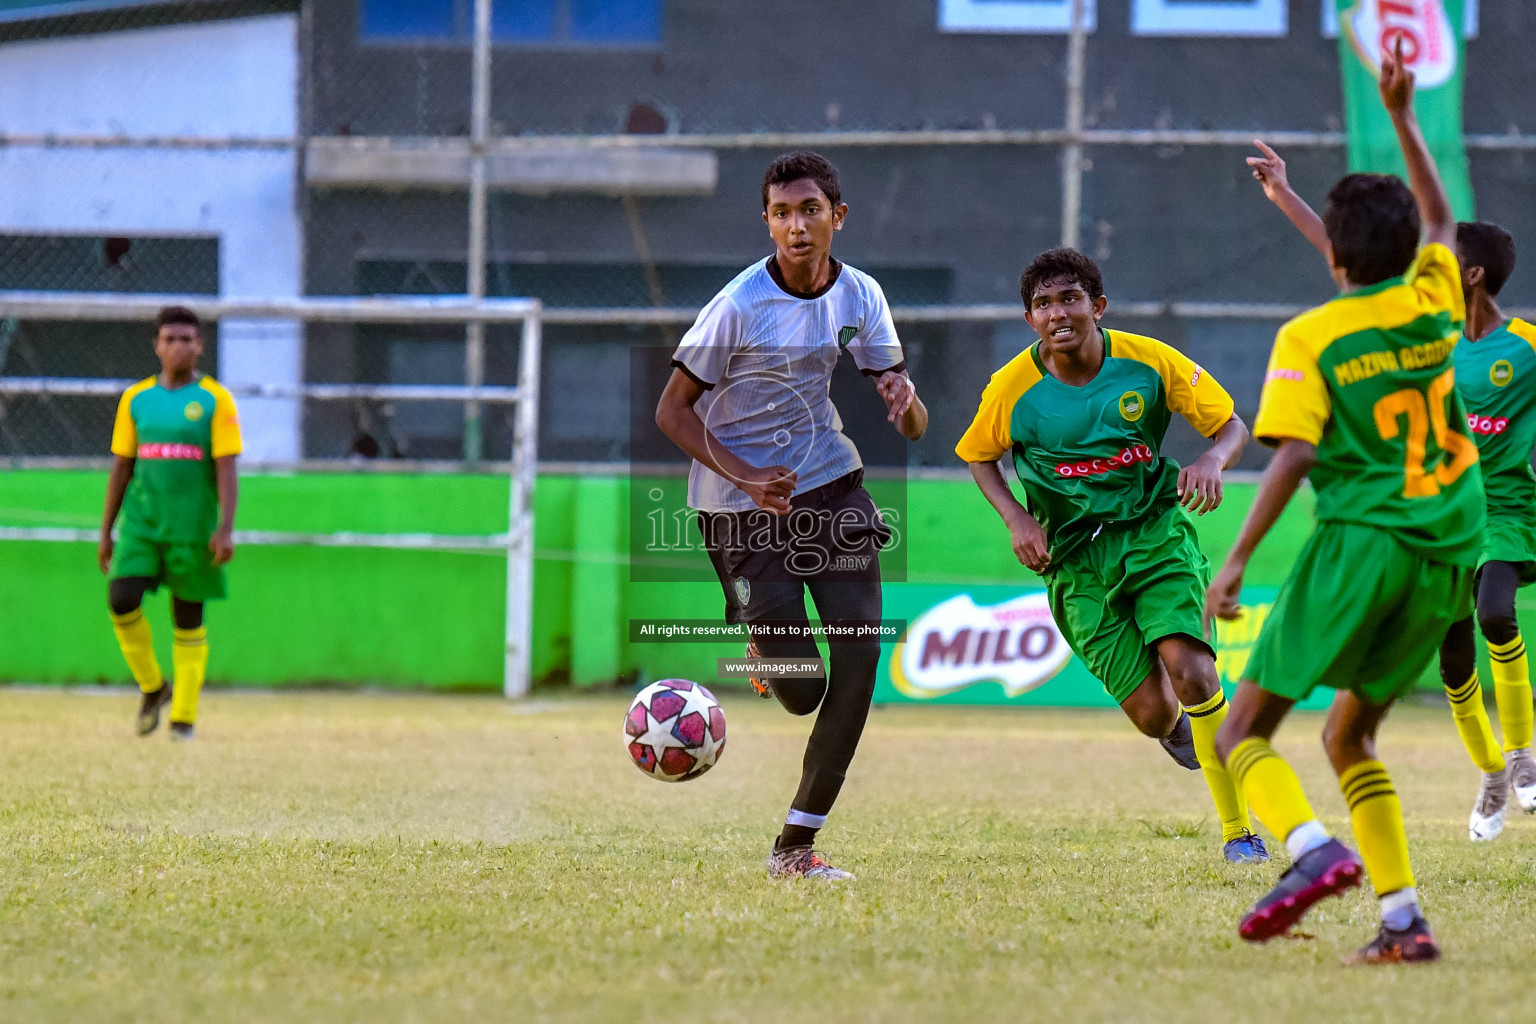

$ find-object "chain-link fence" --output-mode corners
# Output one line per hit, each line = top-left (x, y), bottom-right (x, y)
(4, 0), (1536, 466)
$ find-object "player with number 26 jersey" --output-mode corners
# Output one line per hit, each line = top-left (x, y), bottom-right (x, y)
(1246, 241), (1484, 705)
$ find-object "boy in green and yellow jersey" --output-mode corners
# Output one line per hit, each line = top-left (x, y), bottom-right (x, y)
(98, 306), (241, 741)
(958, 247), (1266, 865)
(1207, 44), (1481, 964)
(1441, 227), (1536, 834)
(1245, 155), (1536, 840)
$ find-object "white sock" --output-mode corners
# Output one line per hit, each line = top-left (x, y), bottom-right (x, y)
(785, 809), (828, 829)
(1284, 820), (1330, 861)
(1380, 887), (1420, 931)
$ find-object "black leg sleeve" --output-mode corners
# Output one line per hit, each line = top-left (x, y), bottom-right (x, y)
(172, 598), (205, 630)
(1440, 615), (1477, 688)
(108, 576), (153, 616)
(749, 594), (828, 718)
(1477, 561), (1522, 646)
(789, 546), (884, 818)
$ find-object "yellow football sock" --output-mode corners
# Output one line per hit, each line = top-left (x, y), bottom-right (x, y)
(1184, 691), (1252, 842)
(1488, 634), (1534, 751)
(1227, 737), (1315, 842)
(1444, 671), (1506, 773)
(110, 609), (164, 694)
(168, 626), (208, 725)
(1340, 759), (1414, 896)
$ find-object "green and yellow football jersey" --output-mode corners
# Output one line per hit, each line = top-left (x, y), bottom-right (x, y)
(1255, 243), (1484, 567)
(110, 376), (242, 544)
(1454, 318), (1536, 518)
(956, 330), (1235, 566)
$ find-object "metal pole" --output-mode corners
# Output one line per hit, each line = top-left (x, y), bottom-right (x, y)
(465, 0), (493, 466)
(1060, 0), (1088, 250)
(0, 292), (539, 322)
(505, 306), (543, 698)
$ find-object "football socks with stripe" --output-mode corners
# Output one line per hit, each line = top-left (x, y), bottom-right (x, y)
(110, 608), (164, 695)
(1445, 672), (1507, 773)
(1340, 759), (1416, 899)
(169, 626), (209, 726)
(1488, 634), (1534, 752)
(1228, 737), (1319, 852)
(1184, 691), (1253, 843)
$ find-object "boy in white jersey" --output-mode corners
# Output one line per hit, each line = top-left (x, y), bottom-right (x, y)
(656, 151), (928, 880)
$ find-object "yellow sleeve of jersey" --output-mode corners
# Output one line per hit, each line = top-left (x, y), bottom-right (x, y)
(956, 351), (1040, 463)
(1508, 318), (1536, 356)
(200, 378), (244, 458)
(109, 378), (155, 457)
(1154, 340), (1234, 437)
(1111, 332), (1235, 437)
(1408, 242), (1465, 327)
(1253, 324), (1330, 447)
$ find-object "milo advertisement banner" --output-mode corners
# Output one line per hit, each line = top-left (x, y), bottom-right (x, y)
(874, 583), (1333, 710)
(1334, 0), (1474, 219)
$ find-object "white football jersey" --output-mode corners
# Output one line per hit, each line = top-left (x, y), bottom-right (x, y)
(671, 257), (906, 512)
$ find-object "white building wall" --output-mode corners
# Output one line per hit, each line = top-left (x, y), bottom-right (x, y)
(0, 14), (304, 461)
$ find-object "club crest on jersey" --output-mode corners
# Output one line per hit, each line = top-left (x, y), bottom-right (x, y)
(1491, 360), (1515, 387)
(185, 402), (205, 421)
(836, 325), (858, 349)
(732, 576), (751, 607)
(1117, 391), (1145, 423)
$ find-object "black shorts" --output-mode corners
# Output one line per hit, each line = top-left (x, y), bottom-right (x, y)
(698, 470), (890, 625)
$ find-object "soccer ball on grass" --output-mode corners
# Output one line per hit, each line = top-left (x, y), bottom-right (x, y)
(624, 679), (726, 782)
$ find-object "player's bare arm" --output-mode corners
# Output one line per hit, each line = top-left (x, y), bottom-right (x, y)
(1177, 414), (1248, 516)
(1203, 438), (1317, 636)
(211, 455), (238, 566)
(655, 367), (797, 514)
(1247, 141), (1331, 260)
(875, 369), (927, 440)
(968, 460), (1050, 573)
(1380, 38), (1455, 250)
(98, 454), (136, 574)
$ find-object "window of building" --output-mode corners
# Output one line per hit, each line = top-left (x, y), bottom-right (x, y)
(361, 0), (661, 45)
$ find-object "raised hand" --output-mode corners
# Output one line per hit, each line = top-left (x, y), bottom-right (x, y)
(1245, 140), (1291, 204)
(1378, 36), (1414, 115)
(1245, 139), (1331, 260)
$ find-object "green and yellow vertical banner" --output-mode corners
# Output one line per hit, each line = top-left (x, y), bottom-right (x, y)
(1335, 0), (1474, 219)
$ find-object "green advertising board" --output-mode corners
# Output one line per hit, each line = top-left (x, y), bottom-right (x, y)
(873, 582), (1334, 711)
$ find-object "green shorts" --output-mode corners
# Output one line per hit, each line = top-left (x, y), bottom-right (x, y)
(109, 533), (227, 602)
(1245, 522), (1474, 706)
(1481, 509), (1536, 585)
(1047, 504), (1211, 704)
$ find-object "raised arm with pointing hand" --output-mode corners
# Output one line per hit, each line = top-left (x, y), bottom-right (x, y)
(1247, 39), (1456, 277)
(1378, 36), (1456, 250)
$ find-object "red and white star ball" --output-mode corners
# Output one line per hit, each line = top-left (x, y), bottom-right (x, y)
(623, 679), (727, 782)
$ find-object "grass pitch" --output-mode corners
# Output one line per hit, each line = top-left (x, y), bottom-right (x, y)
(2, 690), (1534, 1024)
